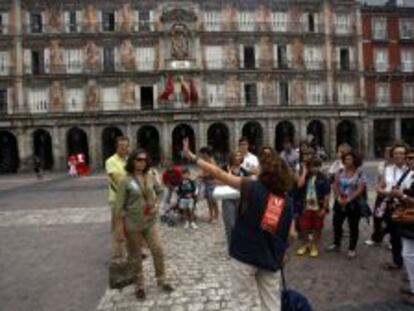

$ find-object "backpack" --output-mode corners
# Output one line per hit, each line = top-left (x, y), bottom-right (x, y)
(281, 267), (314, 311)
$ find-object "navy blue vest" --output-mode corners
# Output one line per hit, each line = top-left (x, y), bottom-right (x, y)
(230, 180), (293, 272)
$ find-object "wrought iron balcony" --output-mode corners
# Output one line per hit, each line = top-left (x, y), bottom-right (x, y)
(23, 21), (157, 35)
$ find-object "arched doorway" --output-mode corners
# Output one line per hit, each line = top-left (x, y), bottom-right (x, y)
(374, 119), (394, 158)
(0, 130), (19, 173)
(172, 124), (195, 163)
(242, 121), (263, 155)
(102, 127), (123, 164)
(33, 129), (54, 170)
(275, 121), (295, 152)
(337, 120), (358, 150)
(207, 123), (230, 164)
(67, 127), (89, 165)
(402, 118), (414, 148)
(137, 126), (161, 164)
(307, 120), (324, 149)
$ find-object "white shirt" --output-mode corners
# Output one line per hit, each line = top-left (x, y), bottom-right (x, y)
(241, 152), (259, 173)
(328, 160), (344, 176)
(383, 164), (411, 191)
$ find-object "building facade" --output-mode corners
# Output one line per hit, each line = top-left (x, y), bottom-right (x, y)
(0, 0), (411, 173)
(362, 1), (414, 157)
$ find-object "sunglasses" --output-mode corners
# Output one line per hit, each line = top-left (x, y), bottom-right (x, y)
(135, 157), (147, 162)
(408, 156), (414, 160)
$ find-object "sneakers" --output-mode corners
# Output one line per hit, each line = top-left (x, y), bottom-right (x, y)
(135, 288), (146, 300)
(309, 244), (319, 258)
(347, 250), (356, 259)
(184, 221), (190, 229)
(364, 239), (381, 247)
(296, 245), (308, 256)
(326, 244), (340, 252)
(159, 283), (174, 293)
(190, 222), (198, 229)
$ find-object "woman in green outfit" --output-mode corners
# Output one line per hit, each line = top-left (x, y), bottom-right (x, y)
(115, 148), (174, 300)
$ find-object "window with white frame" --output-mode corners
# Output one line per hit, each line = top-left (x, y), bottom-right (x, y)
(335, 13), (351, 34)
(337, 82), (355, 105)
(374, 48), (388, 72)
(237, 12), (255, 31)
(400, 18), (413, 39)
(102, 86), (119, 111)
(303, 13), (319, 33)
(372, 17), (387, 40)
(306, 82), (324, 105)
(0, 88), (7, 113)
(278, 81), (290, 106)
(205, 46), (223, 69)
(376, 83), (390, 106)
(403, 83), (414, 105)
(401, 49), (414, 72)
(64, 11), (81, 33)
(64, 49), (84, 74)
(207, 83), (225, 107)
(135, 47), (155, 71)
(137, 10), (155, 31)
(270, 12), (287, 32)
(0, 51), (10, 75)
(204, 11), (221, 31)
(66, 88), (85, 112)
(0, 12), (9, 34)
(304, 46), (323, 70)
(28, 88), (49, 113)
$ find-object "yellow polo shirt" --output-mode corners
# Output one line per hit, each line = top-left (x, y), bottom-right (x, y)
(105, 154), (127, 203)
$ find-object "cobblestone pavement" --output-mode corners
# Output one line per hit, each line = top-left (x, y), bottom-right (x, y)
(0, 170), (413, 311)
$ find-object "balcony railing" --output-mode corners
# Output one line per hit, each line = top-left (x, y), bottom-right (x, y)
(334, 61), (358, 72)
(23, 61), (156, 75)
(201, 21), (324, 33)
(23, 21), (156, 35)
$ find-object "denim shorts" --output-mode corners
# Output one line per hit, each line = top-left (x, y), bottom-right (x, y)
(179, 198), (195, 210)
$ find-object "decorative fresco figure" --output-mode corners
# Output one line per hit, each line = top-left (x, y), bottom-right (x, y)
(84, 5), (97, 32)
(291, 80), (305, 105)
(171, 24), (189, 60)
(259, 37), (272, 68)
(225, 40), (239, 69)
(85, 41), (99, 71)
(119, 3), (133, 31)
(120, 40), (135, 70)
(48, 7), (62, 32)
(257, 5), (269, 31)
(226, 75), (240, 106)
(292, 38), (304, 69)
(50, 40), (63, 73)
(121, 81), (135, 106)
(222, 5), (235, 31)
(86, 84), (100, 109)
(50, 81), (63, 111)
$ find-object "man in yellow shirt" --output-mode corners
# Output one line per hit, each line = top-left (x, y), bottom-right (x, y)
(106, 136), (129, 262)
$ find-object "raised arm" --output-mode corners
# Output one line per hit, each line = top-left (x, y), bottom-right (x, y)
(182, 138), (242, 190)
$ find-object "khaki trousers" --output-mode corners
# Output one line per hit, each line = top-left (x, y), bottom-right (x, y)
(230, 259), (281, 311)
(110, 202), (125, 261)
(125, 224), (166, 289)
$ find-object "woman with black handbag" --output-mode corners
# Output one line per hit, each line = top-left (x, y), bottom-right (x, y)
(391, 147), (414, 306)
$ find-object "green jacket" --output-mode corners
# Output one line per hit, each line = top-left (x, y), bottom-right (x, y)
(115, 171), (163, 232)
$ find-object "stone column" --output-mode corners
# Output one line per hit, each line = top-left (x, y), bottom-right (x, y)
(16, 127), (30, 171)
(266, 119), (275, 149)
(329, 119), (337, 159)
(234, 119), (241, 148)
(395, 118), (402, 141)
(126, 123), (134, 148)
(363, 118), (375, 159)
(89, 124), (100, 170)
(161, 122), (171, 164)
(198, 120), (207, 148)
(324, 1), (334, 105)
(299, 119), (307, 144)
(53, 126), (65, 170)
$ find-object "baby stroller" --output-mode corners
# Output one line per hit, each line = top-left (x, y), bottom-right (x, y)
(160, 187), (199, 226)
